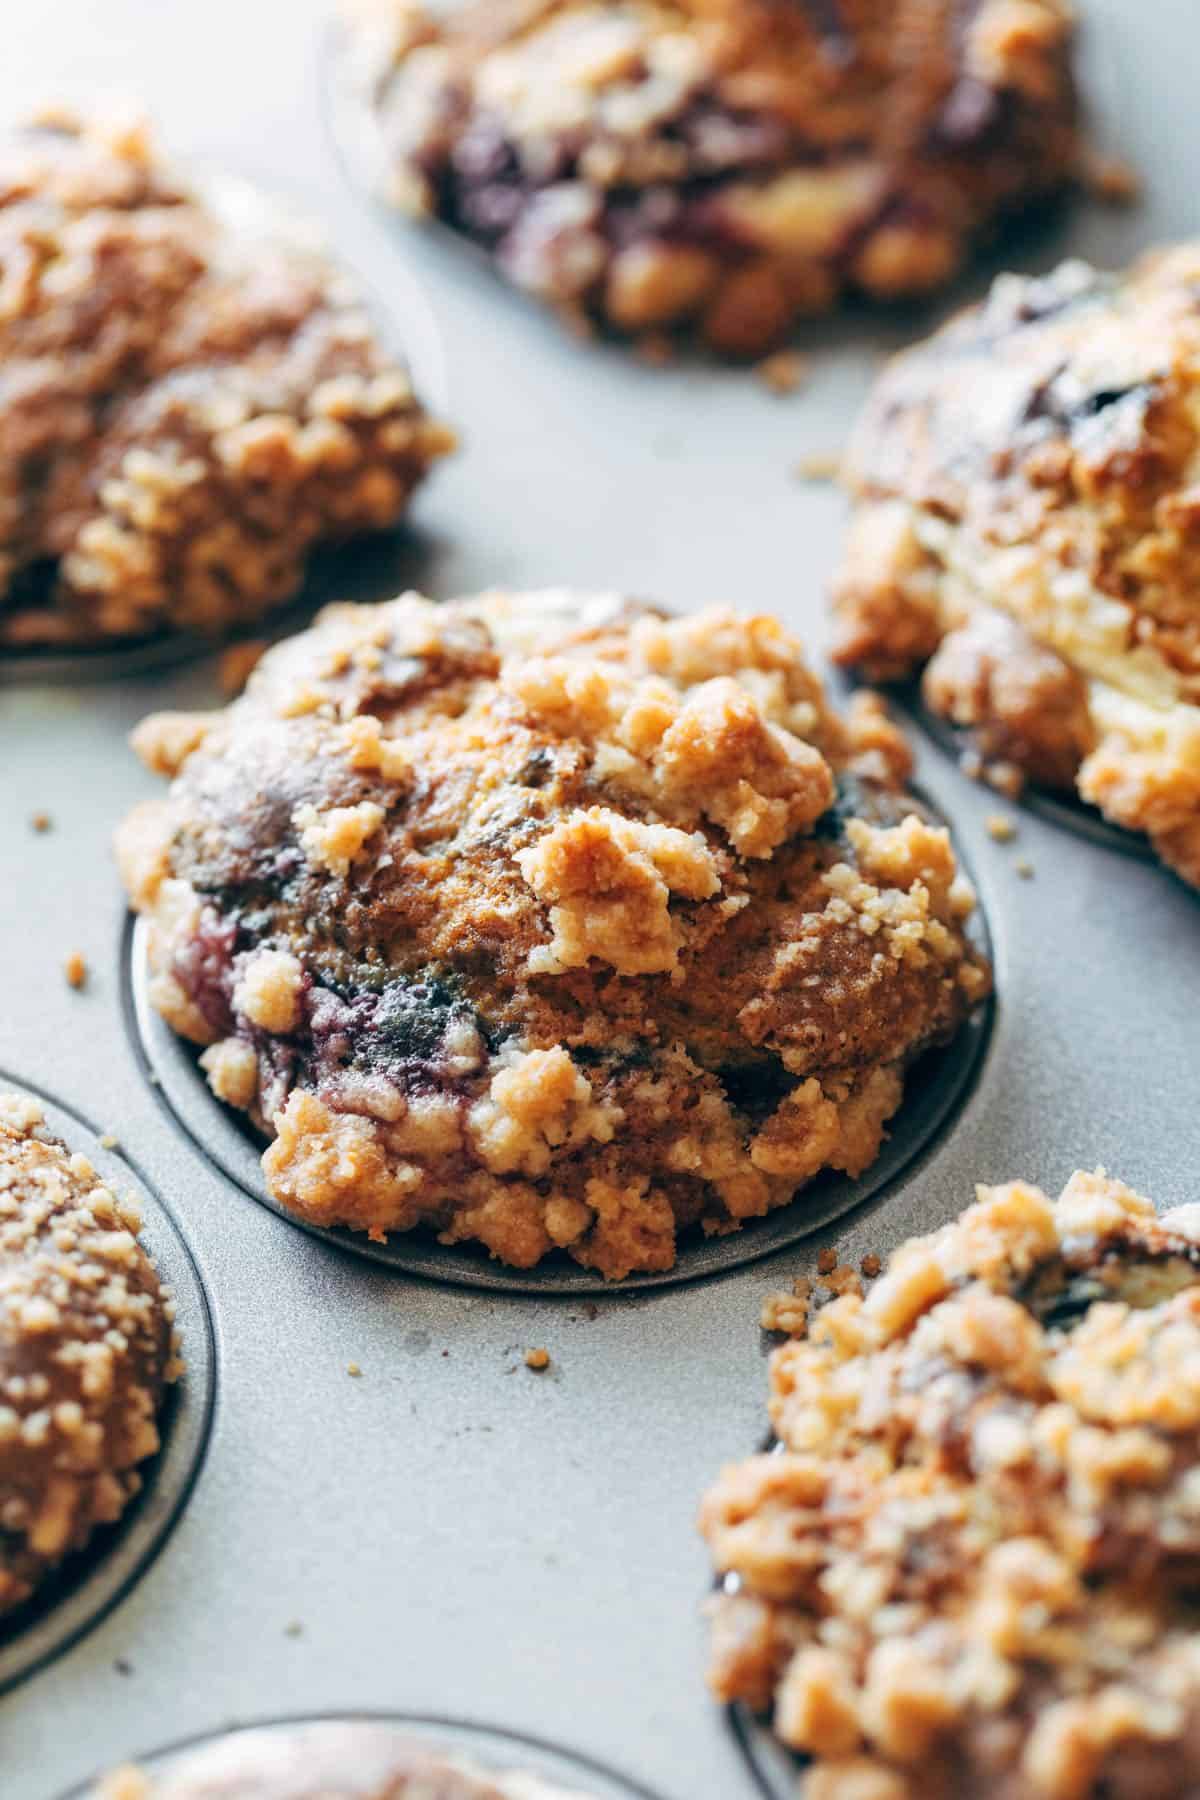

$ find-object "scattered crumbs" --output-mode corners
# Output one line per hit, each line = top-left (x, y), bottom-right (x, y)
(1085, 150), (1141, 205)
(761, 1287), (810, 1335)
(861, 1252), (882, 1278)
(30, 812), (51, 833)
(284, 1620), (304, 1638)
(99, 1133), (119, 1151)
(986, 813), (1017, 843)
(113, 1658), (133, 1677)
(816, 1246), (837, 1275)
(634, 331), (674, 367)
(347, 1361), (363, 1378)
(756, 349), (809, 396)
(218, 638), (267, 696)
(1014, 858), (1035, 879)
(524, 1347), (551, 1371)
(821, 1263), (863, 1297)
(793, 451), (843, 484)
(64, 950), (88, 990)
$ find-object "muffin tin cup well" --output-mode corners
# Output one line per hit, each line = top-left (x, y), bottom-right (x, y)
(122, 816), (994, 1294)
(59, 1711), (669, 1799)
(0, 1076), (216, 1696)
(0, 167), (449, 688)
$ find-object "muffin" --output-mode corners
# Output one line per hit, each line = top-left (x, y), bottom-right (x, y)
(832, 247), (1200, 886)
(343, 0), (1082, 354)
(0, 1094), (179, 1616)
(702, 1170), (1200, 1799)
(117, 588), (988, 1279)
(95, 1721), (593, 1797)
(0, 108), (454, 646)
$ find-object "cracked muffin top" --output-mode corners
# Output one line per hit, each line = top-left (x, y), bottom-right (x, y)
(702, 1170), (1200, 1800)
(0, 1095), (178, 1617)
(95, 1721), (594, 1798)
(117, 589), (988, 1279)
(343, 0), (1082, 354)
(831, 247), (1200, 886)
(0, 108), (454, 646)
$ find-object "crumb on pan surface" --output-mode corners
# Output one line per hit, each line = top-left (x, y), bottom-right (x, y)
(343, 0), (1082, 354)
(116, 588), (989, 1279)
(0, 108), (454, 647)
(94, 1719), (598, 1797)
(832, 246), (1200, 887)
(702, 1170), (1200, 1799)
(0, 1094), (178, 1617)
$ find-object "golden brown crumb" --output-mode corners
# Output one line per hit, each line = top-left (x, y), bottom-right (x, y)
(703, 1172), (1200, 1798)
(30, 812), (51, 833)
(217, 639), (268, 696)
(524, 1347), (551, 1371)
(860, 1252), (881, 1278)
(347, 1362), (363, 1377)
(118, 588), (988, 1278)
(64, 950), (88, 989)
(816, 1246), (837, 1275)
(757, 351), (809, 396)
(794, 453), (843, 484)
(0, 1094), (176, 1616)
(761, 1289), (811, 1334)
(985, 812), (1017, 842)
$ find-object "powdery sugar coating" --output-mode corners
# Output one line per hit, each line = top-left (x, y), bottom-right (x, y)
(0, 109), (454, 645)
(0, 1095), (178, 1616)
(95, 1721), (594, 1798)
(116, 589), (988, 1278)
(702, 1172), (1200, 1799)
(832, 247), (1200, 886)
(344, 0), (1081, 353)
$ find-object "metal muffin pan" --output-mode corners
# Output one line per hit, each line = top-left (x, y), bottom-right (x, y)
(2, 1), (1198, 1797)
(58, 1711), (667, 1799)
(0, 1078), (215, 1698)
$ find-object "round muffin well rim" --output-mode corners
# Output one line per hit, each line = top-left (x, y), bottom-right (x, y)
(119, 804), (995, 1294)
(0, 1072), (217, 1697)
(57, 1707), (671, 1799)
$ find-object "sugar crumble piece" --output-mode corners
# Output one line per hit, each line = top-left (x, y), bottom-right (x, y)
(347, 1362), (363, 1377)
(816, 1246), (837, 1275)
(986, 813), (1017, 842)
(793, 452), (843, 484)
(524, 1347), (551, 1371)
(860, 1252), (881, 1278)
(99, 1133), (119, 1150)
(756, 351), (809, 396)
(30, 812), (51, 833)
(64, 951), (88, 990)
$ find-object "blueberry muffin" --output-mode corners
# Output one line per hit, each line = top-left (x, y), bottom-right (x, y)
(116, 589), (988, 1279)
(0, 109), (454, 646)
(342, 0), (1081, 354)
(0, 1095), (179, 1616)
(832, 248), (1200, 886)
(95, 1722), (593, 1798)
(702, 1171), (1200, 1798)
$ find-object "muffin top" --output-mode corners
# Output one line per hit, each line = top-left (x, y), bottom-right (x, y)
(703, 1170), (1200, 1799)
(0, 108), (452, 644)
(95, 1721), (594, 1798)
(0, 1095), (178, 1615)
(119, 590), (988, 1277)
(347, 0), (1081, 350)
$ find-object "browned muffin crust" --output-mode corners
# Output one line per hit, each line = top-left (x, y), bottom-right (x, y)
(343, 0), (1081, 354)
(0, 1095), (178, 1616)
(0, 109), (454, 646)
(116, 589), (989, 1278)
(832, 247), (1200, 885)
(702, 1172), (1200, 1799)
(96, 1721), (593, 1798)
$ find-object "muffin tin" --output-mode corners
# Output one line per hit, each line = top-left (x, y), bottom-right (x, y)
(2, 2), (1197, 1797)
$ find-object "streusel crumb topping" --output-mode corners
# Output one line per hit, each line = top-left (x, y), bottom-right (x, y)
(702, 1171), (1200, 1797)
(118, 589), (988, 1277)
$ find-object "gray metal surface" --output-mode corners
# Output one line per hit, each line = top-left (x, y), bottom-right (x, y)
(0, 2), (1197, 1797)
